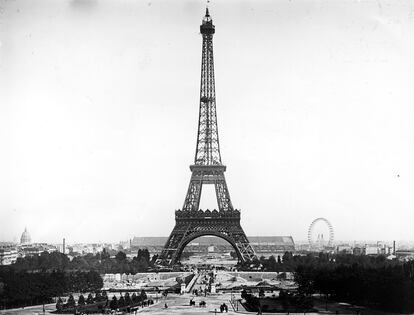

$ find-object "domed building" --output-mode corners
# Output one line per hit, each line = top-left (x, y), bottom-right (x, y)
(20, 227), (31, 244)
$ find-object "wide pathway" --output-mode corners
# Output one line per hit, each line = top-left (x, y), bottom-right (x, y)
(0, 303), (55, 315)
(139, 292), (237, 315)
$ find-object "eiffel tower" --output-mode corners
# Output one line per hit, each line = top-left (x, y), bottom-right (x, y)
(157, 8), (256, 266)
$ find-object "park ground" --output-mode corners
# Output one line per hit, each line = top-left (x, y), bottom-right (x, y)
(0, 292), (398, 315)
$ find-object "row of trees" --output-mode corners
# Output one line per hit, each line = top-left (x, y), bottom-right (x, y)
(56, 291), (109, 311)
(251, 251), (397, 272)
(294, 258), (414, 313)
(10, 249), (155, 274)
(108, 291), (149, 310)
(0, 249), (155, 309)
(239, 252), (414, 312)
(240, 288), (313, 312)
(0, 269), (103, 309)
(56, 290), (149, 312)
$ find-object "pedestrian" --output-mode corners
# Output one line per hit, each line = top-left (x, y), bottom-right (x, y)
(164, 303), (168, 308)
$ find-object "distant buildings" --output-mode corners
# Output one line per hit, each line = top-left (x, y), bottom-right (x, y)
(19, 243), (58, 256)
(296, 240), (403, 259)
(335, 242), (395, 257)
(0, 228), (60, 265)
(336, 244), (353, 254)
(0, 243), (18, 265)
(131, 236), (295, 256)
(20, 227), (31, 244)
(1, 227), (413, 266)
(248, 236), (296, 255)
(68, 243), (105, 255)
(1, 226), (35, 265)
(395, 249), (414, 261)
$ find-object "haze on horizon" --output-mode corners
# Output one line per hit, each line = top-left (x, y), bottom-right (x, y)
(1, 0), (414, 244)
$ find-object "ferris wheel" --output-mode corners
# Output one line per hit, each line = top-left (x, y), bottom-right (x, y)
(308, 217), (334, 247)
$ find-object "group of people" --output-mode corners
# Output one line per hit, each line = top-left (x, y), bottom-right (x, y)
(219, 303), (228, 313)
(189, 299), (206, 307)
(192, 287), (207, 296)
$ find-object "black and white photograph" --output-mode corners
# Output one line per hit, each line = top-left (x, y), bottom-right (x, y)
(1, 0), (414, 314)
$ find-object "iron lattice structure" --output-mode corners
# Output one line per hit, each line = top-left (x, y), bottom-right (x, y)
(158, 9), (256, 266)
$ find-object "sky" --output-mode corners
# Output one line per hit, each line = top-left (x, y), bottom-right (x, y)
(1, 0), (414, 244)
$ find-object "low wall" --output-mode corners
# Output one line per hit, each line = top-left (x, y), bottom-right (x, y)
(228, 271), (293, 281)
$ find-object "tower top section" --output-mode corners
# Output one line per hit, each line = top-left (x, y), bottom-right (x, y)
(200, 8), (215, 35)
(194, 8), (221, 166)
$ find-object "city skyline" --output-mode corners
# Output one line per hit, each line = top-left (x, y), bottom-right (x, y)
(1, 0), (414, 244)
(3, 226), (413, 246)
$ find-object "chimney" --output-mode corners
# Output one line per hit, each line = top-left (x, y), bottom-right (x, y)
(393, 240), (396, 255)
(63, 238), (66, 254)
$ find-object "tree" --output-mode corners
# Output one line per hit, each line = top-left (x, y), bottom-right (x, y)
(294, 265), (316, 296)
(124, 292), (132, 306)
(118, 295), (125, 308)
(0, 269), (103, 310)
(109, 296), (118, 310)
(85, 270), (103, 291)
(140, 289), (147, 301)
(101, 248), (110, 260)
(94, 291), (102, 301)
(267, 255), (277, 270)
(115, 251), (127, 262)
(137, 249), (150, 264)
(66, 294), (76, 307)
(86, 293), (94, 304)
(78, 294), (85, 306)
(49, 271), (66, 297)
(70, 256), (90, 270)
(12, 251), (69, 272)
(133, 256), (149, 272)
(56, 297), (64, 311)
(133, 249), (151, 271)
(282, 251), (293, 263)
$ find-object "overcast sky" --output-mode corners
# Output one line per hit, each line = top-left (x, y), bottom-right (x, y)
(1, 0), (414, 244)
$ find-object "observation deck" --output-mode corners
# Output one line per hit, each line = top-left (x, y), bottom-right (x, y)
(175, 208), (241, 220)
